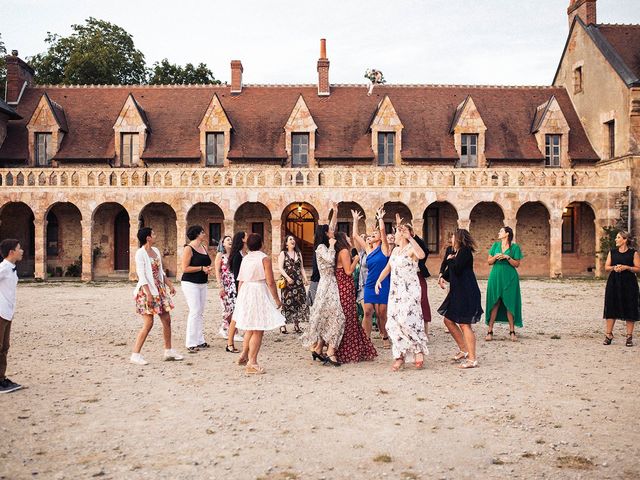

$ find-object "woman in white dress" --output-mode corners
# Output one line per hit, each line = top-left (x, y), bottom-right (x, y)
(375, 225), (428, 371)
(234, 233), (285, 374)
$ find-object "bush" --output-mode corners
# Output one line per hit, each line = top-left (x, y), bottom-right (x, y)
(65, 256), (82, 277)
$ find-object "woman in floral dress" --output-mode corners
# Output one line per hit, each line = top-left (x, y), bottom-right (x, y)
(375, 225), (428, 371)
(214, 235), (239, 352)
(301, 223), (345, 366)
(278, 235), (309, 333)
(335, 232), (377, 364)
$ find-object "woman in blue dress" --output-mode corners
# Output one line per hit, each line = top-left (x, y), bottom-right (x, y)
(351, 207), (392, 348)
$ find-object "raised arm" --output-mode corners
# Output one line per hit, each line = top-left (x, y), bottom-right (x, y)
(329, 200), (338, 233)
(351, 209), (367, 251)
(377, 207), (390, 256)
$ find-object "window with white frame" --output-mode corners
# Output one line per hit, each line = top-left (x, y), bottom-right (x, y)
(459, 134), (478, 167)
(292, 133), (309, 167)
(545, 134), (561, 167)
(121, 133), (140, 166)
(378, 132), (395, 166)
(35, 133), (53, 166)
(206, 132), (224, 166)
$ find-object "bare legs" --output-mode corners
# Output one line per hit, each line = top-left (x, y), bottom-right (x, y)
(363, 304), (374, 338)
(459, 324), (477, 362)
(604, 319), (636, 345)
(486, 300), (516, 341)
(133, 312), (172, 354)
(375, 304), (390, 348)
(228, 319), (238, 348)
(443, 318), (466, 352)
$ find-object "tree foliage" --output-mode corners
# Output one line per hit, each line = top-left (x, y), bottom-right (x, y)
(148, 59), (221, 85)
(0, 34), (6, 97)
(28, 17), (147, 85)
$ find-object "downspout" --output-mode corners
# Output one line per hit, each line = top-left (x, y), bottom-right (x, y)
(627, 186), (632, 233)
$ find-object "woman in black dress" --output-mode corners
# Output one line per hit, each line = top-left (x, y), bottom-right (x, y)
(603, 231), (640, 346)
(226, 231), (246, 346)
(437, 229), (483, 368)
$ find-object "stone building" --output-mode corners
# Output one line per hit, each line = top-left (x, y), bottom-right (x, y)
(0, 0), (637, 281)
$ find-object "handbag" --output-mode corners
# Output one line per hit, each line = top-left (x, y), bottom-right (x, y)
(276, 276), (286, 289)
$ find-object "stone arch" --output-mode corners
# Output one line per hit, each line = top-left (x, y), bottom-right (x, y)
(0, 202), (35, 277)
(561, 200), (596, 276)
(423, 201), (459, 274)
(282, 202), (319, 264)
(470, 201), (505, 276)
(235, 202), (272, 255)
(382, 201), (413, 234)
(92, 202), (131, 278)
(186, 202), (225, 252)
(516, 201), (550, 277)
(336, 201), (368, 235)
(44, 202), (83, 278)
(139, 202), (178, 277)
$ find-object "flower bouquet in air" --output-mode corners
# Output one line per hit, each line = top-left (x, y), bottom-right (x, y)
(364, 68), (386, 96)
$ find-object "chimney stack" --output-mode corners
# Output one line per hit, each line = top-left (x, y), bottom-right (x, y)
(317, 39), (330, 97)
(568, 0), (597, 27)
(230, 60), (243, 94)
(5, 50), (34, 104)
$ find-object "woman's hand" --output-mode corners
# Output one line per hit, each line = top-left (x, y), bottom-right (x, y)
(146, 296), (153, 309)
(447, 253), (456, 260)
(219, 289), (226, 299)
(287, 277), (294, 285)
(438, 277), (447, 290)
(329, 238), (337, 248)
(169, 285), (176, 296)
(375, 280), (382, 295)
(276, 299), (283, 309)
(351, 209), (362, 221)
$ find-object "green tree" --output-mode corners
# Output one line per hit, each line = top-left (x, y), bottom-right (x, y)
(0, 33), (6, 98)
(148, 58), (221, 85)
(28, 17), (146, 85)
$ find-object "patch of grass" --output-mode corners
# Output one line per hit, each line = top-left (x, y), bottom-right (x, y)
(535, 439), (546, 444)
(522, 452), (536, 458)
(550, 335), (561, 340)
(373, 454), (392, 463)
(556, 455), (595, 470)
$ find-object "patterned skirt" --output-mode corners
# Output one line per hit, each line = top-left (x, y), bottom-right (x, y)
(135, 284), (175, 315)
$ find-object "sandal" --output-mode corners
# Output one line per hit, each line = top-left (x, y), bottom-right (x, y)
(197, 342), (210, 349)
(626, 335), (633, 347)
(452, 351), (468, 361)
(603, 332), (613, 345)
(485, 330), (494, 341)
(323, 355), (341, 367)
(187, 346), (199, 353)
(509, 330), (517, 342)
(391, 358), (405, 372)
(225, 345), (239, 353)
(280, 326), (289, 334)
(246, 364), (266, 374)
(382, 337), (391, 349)
(415, 353), (424, 370)
(459, 360), (478, 369)
(293, 325), (303, 334)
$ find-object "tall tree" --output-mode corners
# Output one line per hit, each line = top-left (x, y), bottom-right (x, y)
(0, 34), (6, 98)
(28, 18), (147, 85)
(148, 59), (221, 85)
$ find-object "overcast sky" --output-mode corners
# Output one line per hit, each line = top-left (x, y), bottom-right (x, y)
(2, 0), (639, 85)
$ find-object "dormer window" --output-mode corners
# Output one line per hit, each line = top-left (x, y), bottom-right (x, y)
(206, 132), (224, 167)
(292, 133), (309, 167)
(35, 133), (53, 166)
(545, 134), (561, 167)
(378, 132), (395, 166)
(459, 134), (478, 167)
(121, 133), (140, 166)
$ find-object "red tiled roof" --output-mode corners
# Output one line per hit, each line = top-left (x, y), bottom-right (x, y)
(597, 24), (640, 83)
(0, 84), (599, 163)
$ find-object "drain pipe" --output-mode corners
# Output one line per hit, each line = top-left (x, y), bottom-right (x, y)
(628, 186), (632, 233)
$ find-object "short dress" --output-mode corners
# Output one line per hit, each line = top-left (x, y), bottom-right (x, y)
(437, 247), (483, 324)
(603, 248), (640, 321)
(135, 256), (174, 315)
(363, 244), (390, 304)
(233, 251), (285, 331)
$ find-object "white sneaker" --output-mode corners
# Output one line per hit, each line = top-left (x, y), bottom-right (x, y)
(163, 349), (184, 361)
(218, 327), (229, 338)
(234, 334), (244, 342)
(130, 353), (148, 365)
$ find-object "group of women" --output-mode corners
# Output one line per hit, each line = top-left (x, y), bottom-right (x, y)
(128, 205), (640, 373)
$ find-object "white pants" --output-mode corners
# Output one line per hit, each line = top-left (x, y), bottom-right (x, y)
(181, 281), (207, 348)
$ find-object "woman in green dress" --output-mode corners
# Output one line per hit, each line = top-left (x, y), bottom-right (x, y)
(485, 226), (523, 341)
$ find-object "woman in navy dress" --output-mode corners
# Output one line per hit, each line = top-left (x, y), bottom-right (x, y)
(437, 229), (483, 369)
(603, 231), (640, 346)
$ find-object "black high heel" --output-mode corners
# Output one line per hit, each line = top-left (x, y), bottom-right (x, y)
(323, 354), (341, 367)
(312, 351), (327, 362)
(603, 332), (613, 345)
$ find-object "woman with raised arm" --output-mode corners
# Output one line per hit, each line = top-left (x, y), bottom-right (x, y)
(437, 229), (483, 369)
(485, 226), (523, 342)
(214, 235), (239, 353)
(376, 224), (428, 371)
(603, 231), (640, 346)
(278, 235), (309, 334)
(335, 231), (377, 364)
(359, 207), (392, 348)
(234, 233), (284, 374)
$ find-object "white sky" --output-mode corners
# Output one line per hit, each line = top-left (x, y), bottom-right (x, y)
(2, 0), (639, 85)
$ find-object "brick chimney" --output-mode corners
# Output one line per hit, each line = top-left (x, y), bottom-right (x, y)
(230, 60), (243, 94)
(568, 0), (597, 27)
(5, 50), (34, 104)
(317, 39), (330, 97)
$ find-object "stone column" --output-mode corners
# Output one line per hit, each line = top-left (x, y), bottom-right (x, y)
(81, 219), (93, 282)
(33, 213), (47, 281)
(594, 217), (609, 278)
(176, 218), (187, 280)
(457, 217), (471, 231)
(223, 219), (235, 237)
(271, 219), (282, 263)
(549, 216), (563, 278)
(128, 216), (139, 281)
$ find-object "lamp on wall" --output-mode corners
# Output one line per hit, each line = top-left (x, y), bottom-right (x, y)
(297, 203), (303, 213)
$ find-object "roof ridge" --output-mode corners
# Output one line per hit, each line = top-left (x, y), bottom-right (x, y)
(30, 83), (559, 90)
(597, 23), (640, 27)
(31, 84), (228, 89)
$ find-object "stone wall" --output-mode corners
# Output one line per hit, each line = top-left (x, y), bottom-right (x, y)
(234, 202), (272, 255)
(0, 202), (34, 277)
(139, 203), (177, 277)
(516, 202), (550, 277)
(470, 202), (504, 276)
(92, 203), (128, 277)
(46, 203), (82, 276)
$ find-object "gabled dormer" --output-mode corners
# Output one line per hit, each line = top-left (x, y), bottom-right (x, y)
(370, 95), (403, 166)
(449, 95), (486, 168)
(531, 95), (571, 168)
(113, 94), (150, 167)
(284, 95), (317, 167)
(198, 93), (233, 167)
(26, 93), (68, 167)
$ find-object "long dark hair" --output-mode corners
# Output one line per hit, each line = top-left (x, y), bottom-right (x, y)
(314, 224), (330, 248)
(230, 231), (245, 260)
(334, 231), (351, 263)
(503, 226), (514, 246)
(454, 228), (477, 252)
(282, 235), (302, 256)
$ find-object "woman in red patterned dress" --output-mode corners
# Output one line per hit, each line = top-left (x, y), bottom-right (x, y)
(334, 232), (377, 364)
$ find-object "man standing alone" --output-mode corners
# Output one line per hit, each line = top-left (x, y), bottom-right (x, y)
(0, 239), (24, 393)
